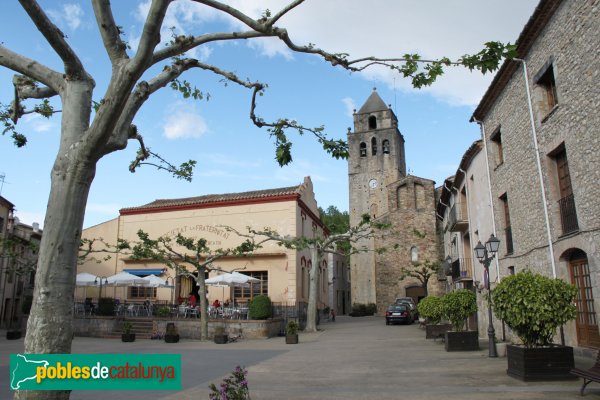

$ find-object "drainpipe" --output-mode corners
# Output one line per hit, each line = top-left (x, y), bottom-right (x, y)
(470, 118), (500, 282)
(514, 58), (557, 279)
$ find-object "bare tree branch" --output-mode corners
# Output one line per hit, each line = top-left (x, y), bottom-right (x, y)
(18, 0), (85, 78)
(152, 30), (267, 65)
(0, 46), (63, 93)
(267, 0), (305, 27)
(190, 0), (263, 30)
(131, 0), (171, 74)
(91, 0), (129, 64)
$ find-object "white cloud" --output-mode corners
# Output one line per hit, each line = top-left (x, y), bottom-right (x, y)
(163, 106), (209, 140)
(341, 97), (356, 118)
(48, 4), (84, 31)
(22, 114), (55, 133)
(220, 0), (537, 106)
(130, 0), (537, 106)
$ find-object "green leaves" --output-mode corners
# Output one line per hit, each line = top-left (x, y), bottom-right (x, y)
(169, 78), (209, 101)
(459, 41), (517, 74)
(492, 270), (577, 347)
(418, 296), (444, 324)
(442, 289), (477, 331)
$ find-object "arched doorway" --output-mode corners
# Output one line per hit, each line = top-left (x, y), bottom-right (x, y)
(568, 249), (600, 348)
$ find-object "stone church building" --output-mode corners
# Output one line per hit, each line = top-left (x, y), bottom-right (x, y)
(348, 89), (443, 313)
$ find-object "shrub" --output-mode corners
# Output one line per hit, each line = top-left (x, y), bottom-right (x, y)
(417, 296), (444, 324)
(492, 270), (577, 348)
(349, 303), (376, 317)
(97, 297), (115, 316)
(286, 320), (299, 335)
(366, 303), (377, 315)
(157, 306), (171, 317)
(248, 295), (272, 319)
(442, 289), (477, 331)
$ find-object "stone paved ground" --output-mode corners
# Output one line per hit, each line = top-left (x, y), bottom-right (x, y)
(1, 316), (598, 399)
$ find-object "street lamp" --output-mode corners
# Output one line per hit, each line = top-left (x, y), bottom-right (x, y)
(474, 234), (500, 358)
(94, 276), (108, 299)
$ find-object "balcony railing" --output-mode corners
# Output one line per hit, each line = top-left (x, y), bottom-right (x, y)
(558, 194), (579, 235)
(505, 226), (514, 255)
(448, 202), (469, 232)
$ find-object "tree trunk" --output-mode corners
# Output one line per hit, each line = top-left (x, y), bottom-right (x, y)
(16, 82), (95, 400)
(305, 246), (320, 332)
(198, 269), (208, 340)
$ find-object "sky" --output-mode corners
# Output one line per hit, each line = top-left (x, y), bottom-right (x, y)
(0, 0), (539, 229)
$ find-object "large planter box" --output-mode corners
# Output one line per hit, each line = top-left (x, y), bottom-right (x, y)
(285, 334), (299, 344)
(425, 323), (451, 339)
(506, 344), (576, 381)
(444, 331), (479, 351)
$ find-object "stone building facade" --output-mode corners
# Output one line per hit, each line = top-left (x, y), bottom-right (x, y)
(437, 141), (497, 332)
(0, 196), (41, 330)
(470, 0), (600, 348)
(348, 90), (442, 312)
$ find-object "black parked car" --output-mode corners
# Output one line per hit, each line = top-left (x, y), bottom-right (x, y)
(385, 304), (414, 325)
(395, 297), (419, 321)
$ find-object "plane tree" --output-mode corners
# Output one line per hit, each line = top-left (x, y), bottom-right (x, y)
(128, 229), (269, 340)
(0, 2), (514, 398)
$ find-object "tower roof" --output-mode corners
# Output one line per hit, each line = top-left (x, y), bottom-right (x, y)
(357, 88), (388, 114)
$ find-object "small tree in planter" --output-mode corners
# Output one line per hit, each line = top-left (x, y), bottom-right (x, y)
(286, 320), (299, 344)
(418, 296), (451, 339)
(492, 270), (577, 380)
(442, 289), (478, 351)
(121, 321), (135, 342)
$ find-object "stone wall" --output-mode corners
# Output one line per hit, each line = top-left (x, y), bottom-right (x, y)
(478, 0), (600, 347)
(374, 176), (443, 313)
(73, 317), (283, 340)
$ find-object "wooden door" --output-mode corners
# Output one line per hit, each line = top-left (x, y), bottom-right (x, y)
(570, 255), (600, 348)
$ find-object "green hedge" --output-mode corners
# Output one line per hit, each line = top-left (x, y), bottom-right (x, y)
(442, 289), (476, 331)
(248, 295), (272, 319)
(97, 297), (116, 316)
(349, 302), (377, 317)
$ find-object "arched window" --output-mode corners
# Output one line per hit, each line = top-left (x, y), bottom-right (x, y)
(368, 115), (377, 129)
(371, 137), (377, 156)
(359, 142), (367, 157)
(411, 246), (419, 262)
(382, 139), (390, 154)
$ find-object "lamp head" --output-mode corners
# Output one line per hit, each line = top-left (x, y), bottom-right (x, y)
(485, 234), (500, 255)
(474, 241), (486, 261)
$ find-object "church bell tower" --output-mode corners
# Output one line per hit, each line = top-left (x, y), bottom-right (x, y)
(348, 88), (406, 305)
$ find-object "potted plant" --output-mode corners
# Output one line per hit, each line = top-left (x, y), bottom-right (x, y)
(121, 321), (135, 342)
(286, 320), (299, 344)
(492, 270), (578, 381)
(442, 289), (479, 351)
(418, 296), (451, 339)
(164, 322), (179, 343)
(214, 325), (228, 344)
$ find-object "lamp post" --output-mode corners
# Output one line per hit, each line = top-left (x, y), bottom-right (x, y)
(474, 234), (500, 358)
(94, 276), (108, 299)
